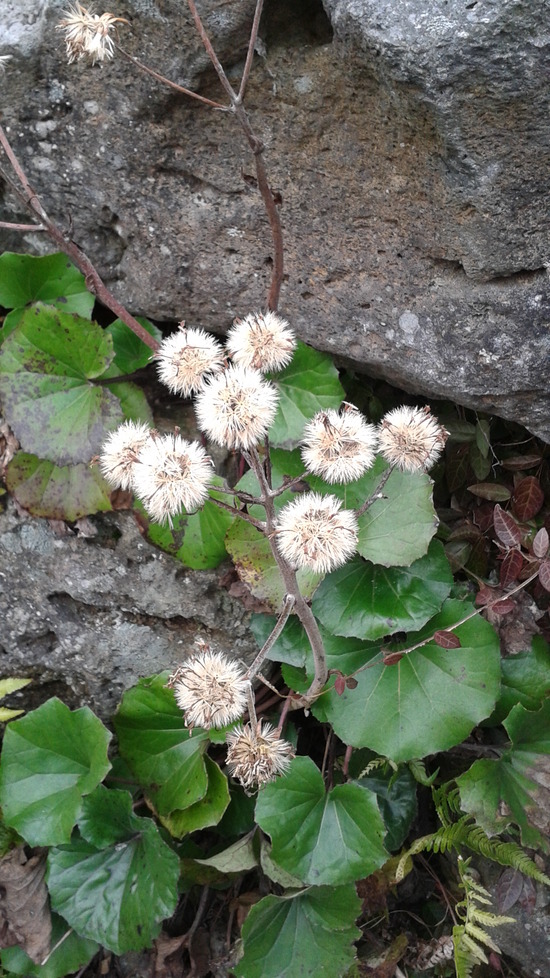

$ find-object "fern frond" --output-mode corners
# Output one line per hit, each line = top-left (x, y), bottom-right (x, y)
(357, 756), (397, 779)
(408, 758), (438, 786)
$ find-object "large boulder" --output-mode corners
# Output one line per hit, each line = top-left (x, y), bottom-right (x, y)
(1, 0), (549, 438)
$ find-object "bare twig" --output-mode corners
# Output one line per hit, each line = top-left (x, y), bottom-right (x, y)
(117, 45), (227, 109)
(238, 0), (265, 102)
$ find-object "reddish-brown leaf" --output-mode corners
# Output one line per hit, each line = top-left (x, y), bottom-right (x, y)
(490, 597), (517, 615)
(345, 677), (358, 690)
(0, 848), (51, 964)
(533, 527), (550, 559)
(433, 630), (461, 649)
(468, 483), (511, 502)
(495, 868), (524, 914)
(383, 651), (404, 666)
(499, 548), (524, 587)
(445, 443), (470, 492)
(334, 674), (346, 696)
(493, 504), (522, 547)
(500, 454), (542, 472)
(475, 584), (495, 606)
(538, 560), (550, 593)
(512, 476), (544, 521)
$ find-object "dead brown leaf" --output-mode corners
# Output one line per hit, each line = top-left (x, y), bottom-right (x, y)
(0, 847), (51, 964)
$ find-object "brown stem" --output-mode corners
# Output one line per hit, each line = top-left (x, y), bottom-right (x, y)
(355, 464), (395, 518)
(117, 45), (227, 109)
(0, 126), (159, 353)
(238, 0), (265, 102)
(186, 0), (283, 310)
(208, 495), (266, 531)
(245, 593), (295, 679)
(248, 446), (328, 703)
(0, 220), (46, 231)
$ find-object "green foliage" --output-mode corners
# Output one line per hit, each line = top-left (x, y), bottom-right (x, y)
(453, 859), (514, 978)
(0, 252), (94, 341)
(142, 478), (236, 570)
(1, 913), (99, 978)
(267, 340), (344, 448)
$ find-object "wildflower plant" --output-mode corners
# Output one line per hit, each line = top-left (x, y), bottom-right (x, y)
(0, 4), (548, 978)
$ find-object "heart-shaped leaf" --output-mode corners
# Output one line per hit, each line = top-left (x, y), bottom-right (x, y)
(0, 304), (122, 465)
(0, 252), (94, 343)
(6, 452), (112, 520)
(235, 885), (361, 978)
(268, 341), (344, 448)
(0, 699), (111, 846)
(143, 479), (235, 570)
(47, 787), (179, 954)
(255, 756), (387, 885)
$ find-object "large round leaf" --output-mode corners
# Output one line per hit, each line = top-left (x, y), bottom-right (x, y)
(0, 252), (94, 343)
(47, 787), (179, 954)
(0, 304), (122, 464)
(313, 600), (500, 761)
(0, 699), (111, 846)
(268, 341), (344, 448)
(311, 539), (452, 640)
(6, 452), (112, 520)
(255, 756), (387, 885)
(143, 479), (236, 570)
(114, 674), (209, 817)
(235, 885), (361, 978)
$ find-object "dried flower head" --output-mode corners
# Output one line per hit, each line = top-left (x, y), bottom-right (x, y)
(275, 492), (358, 574)
(301, 405), (378, 484)
(99, 420), (151, 490)
(57, 3), (128, 64)
(226, 311), (296, 373)
(132, 431), (213, 523)
(226, 721), (294, 789)
(194, 364), (279, 451)
(168, 648), (248, 729)
(378, 405), (448, 473)
(156, 325), (225, 397)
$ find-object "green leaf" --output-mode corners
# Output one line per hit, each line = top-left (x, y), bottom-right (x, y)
(1, 912), (99, 978)
(255, 756), (387, 885)
(158, 756), (230, 837)
(313, 600), (501, 762)
(225, 516), (321, 611)
(107, 381), (153, 426)
(0, 698), (111, 846)
(251, 612), (379, 674)
(354, 767), (418, 852)
(268, 341), (344, 448)
(114, 674), (209, 817)
(311, 539), (452, 640)
(6, 452), (113, 520)
(47, 788), (179, 954)
(143, 479), (235, 569)
(235, 885), (361, 978)
(0, 252), (94, 338)
(194, 832), (259, 875)
(492, 636), (550, 723)
(457, 700), (550, 851)
(310, 457), (438, 567)
(0, 304), (122, 465)
(104, 317), (161, 375)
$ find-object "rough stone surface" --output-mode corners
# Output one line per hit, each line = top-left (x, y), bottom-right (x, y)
(0, 503), (257, 719)
(1, 0), (549, 440)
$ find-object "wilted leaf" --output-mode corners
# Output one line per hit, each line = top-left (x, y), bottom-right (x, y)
(512, 476), (544, 522)
(6, 452), (112, 521)
(0, 848), (51, 963)
(493, 504), (522, 547)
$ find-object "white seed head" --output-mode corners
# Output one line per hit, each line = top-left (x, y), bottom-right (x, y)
(378, 405), (448, 473)
(226, 311), (296, 373)
(301, 406), (378, 484)
(194, 364), (279, 451)
(99, 420), (151, 490)
(57, 3), (127, 64)
(132, 431), (213, 523)
(169, 650), (248, 730)
(275, 491), (358, 574)
(0, 55), (12, 75)
(156, 325), (225, 397)
(226, 721), (295, 789)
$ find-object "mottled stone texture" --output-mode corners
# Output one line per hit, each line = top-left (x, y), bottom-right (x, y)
(1, 0), (549, 438)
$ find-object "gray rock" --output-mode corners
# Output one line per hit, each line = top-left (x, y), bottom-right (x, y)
(1, 0), (549, 439)
(0, 503), (257, 719)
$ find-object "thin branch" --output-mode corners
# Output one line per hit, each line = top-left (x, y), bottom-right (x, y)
(186, 0), (237, 104)
(238, 0), (265, 102)
(0, 220), (46, 231)
(245, 593), (295, 679)
(117, 45), (227, 109)
(355, 464), (395, 518)
(208, 494), (266, 531)
(0, 126), (159, 353)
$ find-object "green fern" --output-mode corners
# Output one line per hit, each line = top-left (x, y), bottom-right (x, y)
(453, 858), (514, 978)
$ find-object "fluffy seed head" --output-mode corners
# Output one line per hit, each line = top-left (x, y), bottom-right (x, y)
(226, 721), (295, 789)
(301, 405), (378, 483)
(57, 3), (127, 64)
(276, 492), (358, 574)
(132, 431), (213, 523)
(194, 364), (279, 450)
(226, 311), (296, 373)
(156, 325), (225, 397)
(0, 55), (12, 75)
(168, 648), (248, 729)
(378, 405), (448, 473)
(99, 420), (151, 490)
